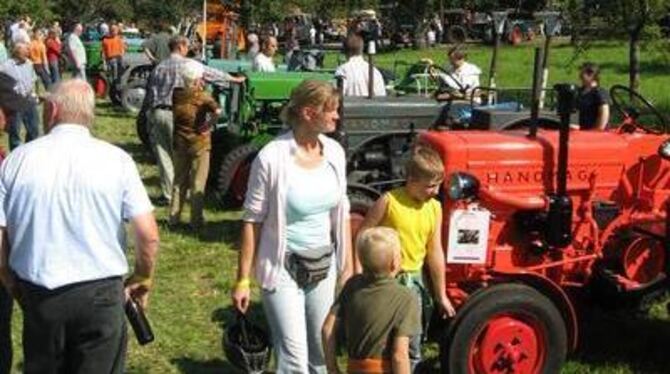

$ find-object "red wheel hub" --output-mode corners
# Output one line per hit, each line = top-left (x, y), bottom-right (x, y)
(94, 76), (107, 98)
(622, 237), (665, 284)
(469, 314), (546, 374)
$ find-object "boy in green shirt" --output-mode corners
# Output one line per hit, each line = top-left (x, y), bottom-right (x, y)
(322, 227), (420, 374)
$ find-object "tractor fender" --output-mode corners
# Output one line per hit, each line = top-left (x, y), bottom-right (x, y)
(491, 270), (579, 352)
(347, 183), (381, 202)
(120, 63), (153, 86)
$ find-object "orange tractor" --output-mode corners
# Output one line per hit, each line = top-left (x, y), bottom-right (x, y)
(418, 84), (669, 373)
(197, 0), (247, 58)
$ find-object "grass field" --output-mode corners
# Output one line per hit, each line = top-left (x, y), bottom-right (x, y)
(7, 40), (670, 373)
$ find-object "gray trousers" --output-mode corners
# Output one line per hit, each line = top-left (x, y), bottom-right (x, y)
(149, 109), (174, 200)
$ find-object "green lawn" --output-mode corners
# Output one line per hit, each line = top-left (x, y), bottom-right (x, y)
(7, 40), (670, 373)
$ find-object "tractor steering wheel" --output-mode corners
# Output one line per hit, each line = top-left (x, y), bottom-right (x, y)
(427, 64), (467, 101)
(610, 85), (667, 135)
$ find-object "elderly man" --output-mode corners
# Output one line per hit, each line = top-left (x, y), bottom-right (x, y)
(334, 33), (386, 97)
(67, 23), (87, 79)
(0, 79), (160, 373)
(252, 36), (277, 73)
(0, 71), (32, 374)
(0, 42), (40, 150)
(145, 36), (245, 205)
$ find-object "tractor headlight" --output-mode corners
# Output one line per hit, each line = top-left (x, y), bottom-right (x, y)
(448, 172), (480, 200)
(659, 139), (670, 161)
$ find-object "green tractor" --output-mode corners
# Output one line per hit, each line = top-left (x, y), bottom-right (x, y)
(208, 71), (335, 206)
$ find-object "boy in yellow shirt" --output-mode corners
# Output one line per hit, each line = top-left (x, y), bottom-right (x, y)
(357, 145), (455, 370)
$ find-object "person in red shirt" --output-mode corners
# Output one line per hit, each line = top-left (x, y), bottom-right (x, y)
(45, 29), (62, 83)
(101, 24), (125, 85)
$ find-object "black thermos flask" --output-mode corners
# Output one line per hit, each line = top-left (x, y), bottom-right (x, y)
(125, 298), (155, 345)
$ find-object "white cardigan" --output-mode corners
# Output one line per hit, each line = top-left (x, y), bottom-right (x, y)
(243, 131), (350, 291)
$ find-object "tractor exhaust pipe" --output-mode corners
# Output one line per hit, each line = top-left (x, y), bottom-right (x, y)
(546, 83), (577, 248)
(529, 47), (544, 139)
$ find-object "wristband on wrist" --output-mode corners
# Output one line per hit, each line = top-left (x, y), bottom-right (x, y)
(126, 273), (153, 288)
(235, 277), (251, 291)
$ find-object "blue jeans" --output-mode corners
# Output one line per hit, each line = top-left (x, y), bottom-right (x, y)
(34, 64), (51, 89)
(107, 57), (123, 85)
(49, 60), (60, 83)
(261, 262), (336, 374)
(8, 104), (40, 150)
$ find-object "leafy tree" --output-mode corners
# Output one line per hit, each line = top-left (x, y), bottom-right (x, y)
(561, 0), (669, 91)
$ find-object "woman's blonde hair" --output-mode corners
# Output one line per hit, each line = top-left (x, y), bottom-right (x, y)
(280, 79), (339, 126)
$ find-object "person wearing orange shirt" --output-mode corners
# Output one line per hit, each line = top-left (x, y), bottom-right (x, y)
(101, 24), (125, 85)
(29, 30), (51, 89)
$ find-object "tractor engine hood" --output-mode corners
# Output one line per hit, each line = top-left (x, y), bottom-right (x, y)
(420, 129), (668, 206)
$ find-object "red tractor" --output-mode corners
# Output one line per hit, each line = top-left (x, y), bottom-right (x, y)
(419, 84), (669, 373)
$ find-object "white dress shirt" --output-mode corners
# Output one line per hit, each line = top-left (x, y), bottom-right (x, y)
(252, 53), (276, 72)
(68, 33), (87, 67)
(0, 124), (153, 289)
(441, 61), (482, 91)
(334, 55), (387, 97)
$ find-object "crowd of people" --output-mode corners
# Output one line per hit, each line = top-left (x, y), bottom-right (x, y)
(0, 12), (616, 373)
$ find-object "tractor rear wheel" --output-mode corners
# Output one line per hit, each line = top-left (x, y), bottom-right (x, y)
(442, 284), (567, 374)
(136, 109), (152, 154)
(446, 26), (467, 44)
(216, 143), (259, 209)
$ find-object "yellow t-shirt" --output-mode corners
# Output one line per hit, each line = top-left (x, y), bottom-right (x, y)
(381, 187), (441, 272)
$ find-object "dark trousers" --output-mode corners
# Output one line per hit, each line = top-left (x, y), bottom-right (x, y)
(34, 64), (51, 89)
(49, 60), (60, 83)
(0, 286), (12, 374)
(8, 104), (39, 150)
(18, 277), (127, 374)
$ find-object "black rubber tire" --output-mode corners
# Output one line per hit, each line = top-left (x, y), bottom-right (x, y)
(216, 143), (260, 209)
(136, 108), (152, 154)
(441, 283), (567, 374)
(446, 25), (467, 44)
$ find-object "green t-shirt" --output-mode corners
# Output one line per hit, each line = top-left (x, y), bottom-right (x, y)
(333, 274), (421, 360)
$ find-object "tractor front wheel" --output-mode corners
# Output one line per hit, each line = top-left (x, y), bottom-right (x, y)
(216, 143), (259, 209)
(442, 284), (567, 374)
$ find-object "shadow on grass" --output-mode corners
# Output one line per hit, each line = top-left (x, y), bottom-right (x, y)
(114, 141), (155, 165)
(569, 307), (670, 373)
(171, 357), (238, 374)
(197, 218), (242, 244)
(157, 217), (242, 245)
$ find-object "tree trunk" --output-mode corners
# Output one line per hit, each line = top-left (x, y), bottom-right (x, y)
(629, 30), (641, 92)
